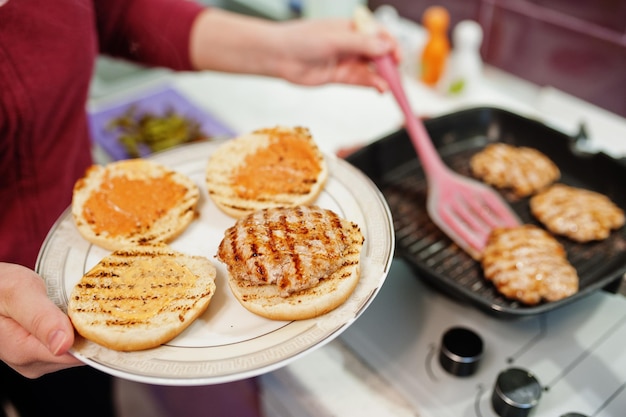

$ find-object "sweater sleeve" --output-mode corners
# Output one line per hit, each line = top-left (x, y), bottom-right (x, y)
(94, 0), (204, 71)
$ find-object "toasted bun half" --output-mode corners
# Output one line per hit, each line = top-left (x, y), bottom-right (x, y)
(68, 245), (217, 351)
(217, 205), (364, 321)
(227, 263), (361, 321)
(72, 159), (199, 251)
(205, 126), (328, 218)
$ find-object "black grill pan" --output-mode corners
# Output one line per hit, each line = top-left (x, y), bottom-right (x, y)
(346, 107), (626, 318)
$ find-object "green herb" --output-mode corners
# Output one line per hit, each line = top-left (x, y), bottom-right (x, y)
(106, 106), (207, 158)
(448, 79), (466, 95)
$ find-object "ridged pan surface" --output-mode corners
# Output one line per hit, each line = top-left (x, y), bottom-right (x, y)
(347, 107), (626, 318)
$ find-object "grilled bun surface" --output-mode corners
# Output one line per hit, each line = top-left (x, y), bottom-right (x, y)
(217, 205), (364, 321)
(72, 159), (199, 251)
(205, 126), (328, 218)
(68, 245), (217, 351)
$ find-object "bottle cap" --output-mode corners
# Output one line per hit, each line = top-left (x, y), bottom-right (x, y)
(453, 20), (483, 48)
(422, 6), (449, 32)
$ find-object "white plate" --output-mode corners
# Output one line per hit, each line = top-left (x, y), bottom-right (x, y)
(36, 140), (395, 386)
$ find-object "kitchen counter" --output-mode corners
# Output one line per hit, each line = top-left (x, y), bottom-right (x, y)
(168, 66), (626, 159)
(94, 62), (626, 417)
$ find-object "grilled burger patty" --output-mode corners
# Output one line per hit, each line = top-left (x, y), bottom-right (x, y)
(470, 143), (560, 197)
(217, 205), (364, 321)
(530, 183), (625, 242)
(481, 225), (579, 305)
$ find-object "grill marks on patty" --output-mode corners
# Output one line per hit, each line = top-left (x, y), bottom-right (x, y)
(218, 206), (363, 297)
(470, 143), (560, 197)
(481, 225), (579, 305)
(530, 183), (625, 242)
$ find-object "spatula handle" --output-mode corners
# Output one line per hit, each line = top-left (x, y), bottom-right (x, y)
(372, 55), (448, 179)
(353, 6), (448, 179)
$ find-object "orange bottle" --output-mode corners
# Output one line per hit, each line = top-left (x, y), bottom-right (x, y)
(420, 6), (450, 86)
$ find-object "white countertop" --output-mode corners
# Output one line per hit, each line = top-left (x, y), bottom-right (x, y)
(168, 67), (626, 159)
(171, 69), (532, 155)
(92, 62), (626, 417)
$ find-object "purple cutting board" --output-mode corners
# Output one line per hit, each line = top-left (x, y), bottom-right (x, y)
(88, 86), (235, 161)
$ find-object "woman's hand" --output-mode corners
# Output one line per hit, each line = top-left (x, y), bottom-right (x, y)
(270, 18), (401, 92)
(0, 263), (82, 378)
(190, 8), (400, 92)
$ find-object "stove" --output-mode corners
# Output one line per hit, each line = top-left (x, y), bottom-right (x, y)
(340, 259), (626, 417)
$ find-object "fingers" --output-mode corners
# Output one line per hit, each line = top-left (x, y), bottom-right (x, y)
(0, 263), (81, 377)
(329, 57), (389, 92)
(0, 315), (82, 378)
(332, 19), (401, 62)
(332, 30), (392, 60)
(316, 19), (400, 91)
(379, 30), (403, 63)
(0, 263), (75, 357)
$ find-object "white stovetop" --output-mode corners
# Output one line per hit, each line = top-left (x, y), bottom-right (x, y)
(340, 260), (626, 417)
(92, 62), (626, 417)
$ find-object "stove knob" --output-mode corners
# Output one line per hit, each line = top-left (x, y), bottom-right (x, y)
(439, 326), (483, 376)
(491, 368), (542, 417)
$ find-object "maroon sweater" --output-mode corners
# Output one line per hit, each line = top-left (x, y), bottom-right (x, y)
(0, 0), (203, 268)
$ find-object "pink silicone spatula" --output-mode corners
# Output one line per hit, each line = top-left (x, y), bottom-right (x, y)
(355, 7), (520, 259)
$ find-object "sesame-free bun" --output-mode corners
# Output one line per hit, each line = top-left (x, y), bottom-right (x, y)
(227, 263), (361, 321)
(68, 245), (217, 351)
(205, 126), (328, 218)
(72, 159), (199, 251)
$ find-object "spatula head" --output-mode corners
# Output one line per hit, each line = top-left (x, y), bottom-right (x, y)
(426, 172), (520, 260)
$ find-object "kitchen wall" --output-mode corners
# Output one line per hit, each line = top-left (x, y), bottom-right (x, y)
(369, 0), (626, 118)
